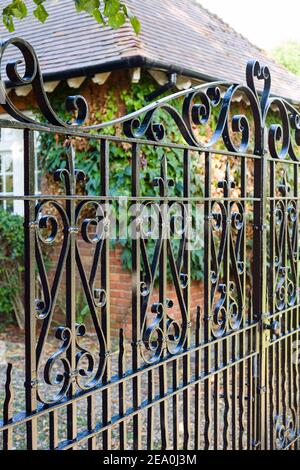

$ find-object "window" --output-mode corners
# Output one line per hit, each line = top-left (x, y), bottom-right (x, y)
(0, 118), (39, 215)
(0, 151), (14, 212)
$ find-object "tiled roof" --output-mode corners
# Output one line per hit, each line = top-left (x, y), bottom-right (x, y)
(1, 0), (300, 103)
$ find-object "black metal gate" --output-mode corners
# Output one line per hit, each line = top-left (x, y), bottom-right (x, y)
(0, 38), (299, 450)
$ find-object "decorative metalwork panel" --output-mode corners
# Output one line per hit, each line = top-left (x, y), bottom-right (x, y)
(0, 37), (299, 450)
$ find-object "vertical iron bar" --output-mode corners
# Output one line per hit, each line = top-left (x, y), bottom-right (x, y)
(282, 177), (288, 437)
(213, 341), (220, 449)
(65, 142), (77, 448)
(118, 328), (128, 450)
(131, 142), (142, 450)
(182, 148), (191, 450)
(269, 160), (275, 450)
(238, 155), (246, 449)
(3, 363), (14, 450)
(49, 411), (58, 450)
(172, 358), (179, 449)
(24, 129), (38, 450)
(87, 396), (96, 450)
(276, 332), (281, 434)
(247, 322), (253, 449)
(293, 163), (299, 450)
(194, 307), (201, 449)
(158, 155), (170, 450)
(232, 335), (237, 449)
(100, 138), (111, 450)
(204, 151), (212, 450)
(253, 132), (268, 450)
(147, 370), (155, 450)
(222, 161), (230, 450)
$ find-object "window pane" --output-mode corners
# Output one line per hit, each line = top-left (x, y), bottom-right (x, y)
(6, 200), (13, 213)
(6, 175), (13, 193)
(3, 154), (12, 172)
(0, 177), (2, 193)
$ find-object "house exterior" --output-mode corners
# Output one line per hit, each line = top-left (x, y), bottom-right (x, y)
(0, 0), (299, 333)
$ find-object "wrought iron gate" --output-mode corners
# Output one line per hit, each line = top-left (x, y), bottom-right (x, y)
(0, 38), (300, 450)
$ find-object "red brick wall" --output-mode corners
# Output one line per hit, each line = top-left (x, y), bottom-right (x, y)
(109, 245), (204, 337)
(49, 240), (204, 339)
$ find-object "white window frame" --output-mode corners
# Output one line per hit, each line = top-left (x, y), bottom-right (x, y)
(0, 112), (39, 216)
(0, 150), (14, 212)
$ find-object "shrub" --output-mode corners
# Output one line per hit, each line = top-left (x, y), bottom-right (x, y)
(0, 209), (25, 329)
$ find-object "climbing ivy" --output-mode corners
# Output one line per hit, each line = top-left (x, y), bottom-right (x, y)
(36, 74), (235, 282)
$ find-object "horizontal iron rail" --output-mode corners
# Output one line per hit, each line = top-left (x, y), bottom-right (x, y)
(55, 351), (259, 450)
(269, 325), (300, 347)
(267, 305), (300, 321)
(0, 321), (259, 433)
(267, 196), (300, 201)
(284, 436), (300, 450)
(0, 119), (262, 160)
(266, 157), (300, 166)
(0, 194), (261, 202)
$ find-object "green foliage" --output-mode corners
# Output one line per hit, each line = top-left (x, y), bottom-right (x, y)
(0, 210), (24, 328)
(37, 75), (211, 282)
(272, 41), (300, 77)
(76, 290), (91, 324)
(2, 0), (141, 34)
(33, 1), (48, 23)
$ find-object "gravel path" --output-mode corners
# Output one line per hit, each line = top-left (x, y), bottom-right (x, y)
(0, 326), (251, 450)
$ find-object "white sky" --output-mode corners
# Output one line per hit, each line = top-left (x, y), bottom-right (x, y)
(199, 0), (300, 51)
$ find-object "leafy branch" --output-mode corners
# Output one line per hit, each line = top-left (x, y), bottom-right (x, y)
(2, 0), (141, 34)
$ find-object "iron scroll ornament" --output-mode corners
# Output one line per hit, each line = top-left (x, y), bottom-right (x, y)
(32, 143), (109, 404)
(0, 38), (300, 159)
(137, 156), (190, 364)
(0, 38), (88, 126)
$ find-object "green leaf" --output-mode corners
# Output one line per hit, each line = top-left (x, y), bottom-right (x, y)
(11, 0), (27, 19)
(129, 15), (141, 34)
(104, 0), (121, 17)
(33, 4), (49, 23)
(3, 14), (14, 32)
(120, 3), (128, 16)
(108, 11), (125, 29)
(92, 8), (105, 24)
(75, 0), (100, 14)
